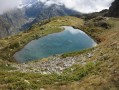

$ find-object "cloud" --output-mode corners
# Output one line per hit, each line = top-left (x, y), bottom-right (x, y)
(0, 0), (22, 14)
(40, 0), (114, 13)
(0, 0), (114, 14)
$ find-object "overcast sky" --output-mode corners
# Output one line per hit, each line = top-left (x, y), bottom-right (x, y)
(0, 0), (21, 14)
(0, 0), (114, 14)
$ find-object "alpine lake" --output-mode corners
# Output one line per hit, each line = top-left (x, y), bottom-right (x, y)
(13, 26), (97, 63)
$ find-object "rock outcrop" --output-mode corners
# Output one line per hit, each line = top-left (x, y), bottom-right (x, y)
(0, 9), (28, 38)
(108, 0), (119, 17)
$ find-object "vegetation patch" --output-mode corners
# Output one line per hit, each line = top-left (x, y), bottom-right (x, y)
(61, 48), (94, 58)
(0, 61), (99, 89)
(0, 16), (84, 62)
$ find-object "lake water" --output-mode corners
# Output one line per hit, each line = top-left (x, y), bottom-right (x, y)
(13, 26), (97, 63)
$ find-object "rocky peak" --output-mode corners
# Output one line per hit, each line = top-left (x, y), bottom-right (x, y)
(108, 0), (119, 17)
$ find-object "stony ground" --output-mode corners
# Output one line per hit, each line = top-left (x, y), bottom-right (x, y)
(11, 48), (98, 74)
(0, 16), (119, 90)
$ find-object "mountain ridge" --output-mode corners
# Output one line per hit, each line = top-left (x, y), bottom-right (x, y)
(108, 0), (119, 17)
(0, 1), (80, 38)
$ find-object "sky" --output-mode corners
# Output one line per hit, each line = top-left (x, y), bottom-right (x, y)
(0, 0), (21, 14)
(0, 0), (114, 14)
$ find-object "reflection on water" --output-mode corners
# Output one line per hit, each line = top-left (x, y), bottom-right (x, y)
(13, 26), (97, 63)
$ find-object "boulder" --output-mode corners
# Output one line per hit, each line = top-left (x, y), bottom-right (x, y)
(108, 0), (119, 17)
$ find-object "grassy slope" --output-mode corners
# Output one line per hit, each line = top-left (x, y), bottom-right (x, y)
(50, 18), (119, 90)
(0, 16), (84, 62)
(0, 16), (119, 90)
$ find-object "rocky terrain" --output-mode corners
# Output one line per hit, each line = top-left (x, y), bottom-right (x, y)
(0, 14), (119, 89)
(0, 0), (119, 89)
(0, 0), (80, 38)
(108, 0), (119, 17)
(0, 9), (28, 38)
(11, 48), (97, 74)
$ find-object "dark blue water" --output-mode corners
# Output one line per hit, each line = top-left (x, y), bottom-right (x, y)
(13, 26), (97, 63)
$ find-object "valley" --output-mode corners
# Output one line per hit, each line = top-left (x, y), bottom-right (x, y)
(0, 0), (119, 90)
(0, 15), (119, 89)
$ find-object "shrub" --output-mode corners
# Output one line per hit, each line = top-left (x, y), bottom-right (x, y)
(9, 42), (20, 49)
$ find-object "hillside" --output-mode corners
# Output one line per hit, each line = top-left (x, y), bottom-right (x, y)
(0, 16), (84, 62)
(0, 1), (80, 38)
(108, 0), (119, 17)
(0, 9), (28, 38)
(0, 15), (119, 89)
(0, 0), (119, 89)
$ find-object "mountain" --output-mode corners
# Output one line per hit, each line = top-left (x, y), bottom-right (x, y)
(0, 0), (80, 38)
(0, 16), (11, 38)
(108, 0), (119, 17)
(21, 0), (45, 17)
(34, 4), (80, 21)
(0, 9), (28, 38)
(23, 4), (80, 29)
(0, 0), (119, 89)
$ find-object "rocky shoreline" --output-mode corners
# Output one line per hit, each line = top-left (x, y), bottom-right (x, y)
(11, 47), (98, 74)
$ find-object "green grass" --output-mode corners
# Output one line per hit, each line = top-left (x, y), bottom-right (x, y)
(0, 61), (98, 89)
(0, 16), (84, 62)
(0, 16), (119, 90)
(0, 64), (16, 71)
(61, 48), (94, 58)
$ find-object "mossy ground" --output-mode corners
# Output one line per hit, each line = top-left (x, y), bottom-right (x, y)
(0, 16), (119, 90)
